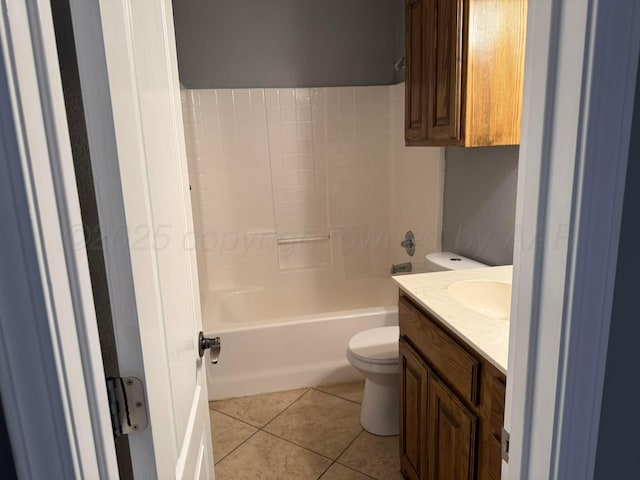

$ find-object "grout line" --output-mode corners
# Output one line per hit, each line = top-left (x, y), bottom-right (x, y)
(209, 407), (263, 430)
(335, 428), (396, 480)
(331, 462), (378, 480)
(258, 430), (334, 462)
(208, 386), (310, 428)
(211, 384), (386, 478)
(256, 386), (310, 428)
(255, 388), (369, 463)
(316, 460), (335, 479)
(334, 428), (377, 480)
(332, 430), (381, 479)
(311, 386), (363, 406)
(335, 428), (364, 463)
(213, 428), (260, 466)
(210, 387), (315, 466)
(260, 388), (311, 430)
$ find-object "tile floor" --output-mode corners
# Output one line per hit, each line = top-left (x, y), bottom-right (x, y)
(209, 381), (404, 480)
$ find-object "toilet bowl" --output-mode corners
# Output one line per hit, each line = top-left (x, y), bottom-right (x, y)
(346, 326), (400, 436)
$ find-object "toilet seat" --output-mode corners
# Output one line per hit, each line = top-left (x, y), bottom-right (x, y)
(347, 326), (399, 365)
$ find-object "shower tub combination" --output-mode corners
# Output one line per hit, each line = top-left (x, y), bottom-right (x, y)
(202, 278), (398, 400)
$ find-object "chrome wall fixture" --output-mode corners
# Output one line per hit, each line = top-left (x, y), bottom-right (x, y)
(401, 230), (415, 256)
(391, 262), (412, 274)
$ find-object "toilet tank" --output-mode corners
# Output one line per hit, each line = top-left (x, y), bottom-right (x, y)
(425, 252), (488, 272)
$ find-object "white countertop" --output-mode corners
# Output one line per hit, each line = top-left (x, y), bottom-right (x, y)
(392, 266), (513, 375)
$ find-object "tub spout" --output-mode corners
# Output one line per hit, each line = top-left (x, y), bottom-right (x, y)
(390, 262), (412, 274)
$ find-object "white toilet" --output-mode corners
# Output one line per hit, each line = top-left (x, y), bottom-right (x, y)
(346, 251), (487, 436)
(347, 326), (400, 436)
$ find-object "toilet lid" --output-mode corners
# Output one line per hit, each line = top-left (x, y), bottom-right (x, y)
(348, 326), (399, 364)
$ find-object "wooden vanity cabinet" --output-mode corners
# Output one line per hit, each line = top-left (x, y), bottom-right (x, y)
(404, 0), (527, 147)
(399, 294), (506, 480)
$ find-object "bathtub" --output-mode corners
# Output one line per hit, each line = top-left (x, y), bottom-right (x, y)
(202, 278), (399, 400)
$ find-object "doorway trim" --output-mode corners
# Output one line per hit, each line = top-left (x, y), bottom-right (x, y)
(0, 0), (118, 477)
(1, 0), (639, 478)
(505, 0), (640, 478)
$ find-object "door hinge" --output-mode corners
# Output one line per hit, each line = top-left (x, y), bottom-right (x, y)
(501, 427), (510, 463)
(106, 377), (148, 437)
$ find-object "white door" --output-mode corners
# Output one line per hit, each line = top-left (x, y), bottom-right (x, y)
(71, 0), (215, 478)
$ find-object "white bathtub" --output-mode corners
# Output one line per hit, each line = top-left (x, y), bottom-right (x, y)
(202, 278), (398, 400)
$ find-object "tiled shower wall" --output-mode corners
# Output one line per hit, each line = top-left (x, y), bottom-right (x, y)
(181, 83), (444, 298)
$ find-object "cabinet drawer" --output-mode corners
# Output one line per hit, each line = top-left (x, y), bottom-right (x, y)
(399, 296), (480, 405)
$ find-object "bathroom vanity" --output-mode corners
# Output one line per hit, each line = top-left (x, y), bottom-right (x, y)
(393, 267), (511, 480)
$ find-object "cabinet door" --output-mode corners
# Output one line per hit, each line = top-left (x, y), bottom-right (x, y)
(399, 338), (429, 480)
(427, 371), (478, 480)
(405, 0), (464, 145)
(426, 0), (464, 143)
(405, 0), (429, 143)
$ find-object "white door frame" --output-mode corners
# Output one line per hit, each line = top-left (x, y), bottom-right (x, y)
(505, 0), (640, 478)
(1, 0), (639, 479)
(0, 0), (118, 478)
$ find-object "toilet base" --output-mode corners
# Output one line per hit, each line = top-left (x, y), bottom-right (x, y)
(360, 378), (399, 436)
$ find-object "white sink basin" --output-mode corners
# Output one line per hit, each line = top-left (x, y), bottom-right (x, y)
(447, 280), (512, 320)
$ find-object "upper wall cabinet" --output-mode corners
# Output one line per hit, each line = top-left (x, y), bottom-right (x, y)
(405, 0), (527, 147)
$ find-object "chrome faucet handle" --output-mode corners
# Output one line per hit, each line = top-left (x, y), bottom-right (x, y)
(400, 231), (415, 256)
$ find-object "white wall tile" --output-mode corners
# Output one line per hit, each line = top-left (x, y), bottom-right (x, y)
(278, 88), (296, 105)
(232, 89), (251, 105)
(280, 105), (297, 122)
(295, 88), (311, 104)
(216, 89), (233, 105)
(265, 89), (279, 106)
(296, 105), (311, 122)
(266, 104), (281, 122)
(250, 89), (265, 105)
(182, 82), (444, 292)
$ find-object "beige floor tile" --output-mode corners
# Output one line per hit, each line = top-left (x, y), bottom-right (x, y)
(315, 381), (365, 404)
(210, 388), (308, 427)
(215, 431), (331, 480)
(264, 389), (362, 459)
(338, 431), (403, 480)
(209, 410), (257, 463)
(320, 463), (373, 479)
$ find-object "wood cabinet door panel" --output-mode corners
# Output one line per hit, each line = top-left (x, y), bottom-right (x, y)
(405, 0), (429, 142)
(400, 338), (429, 480)
(428, 371), (478, 480)
(426, 0), (464, 143)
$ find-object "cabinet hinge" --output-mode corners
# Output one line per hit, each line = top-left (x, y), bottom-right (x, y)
(501, 427), (510, 463)
(106, 376), (148, 437)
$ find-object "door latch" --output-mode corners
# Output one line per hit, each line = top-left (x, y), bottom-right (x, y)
(106, 376), (148, 437)
(501, 427), (510, 463)
(199, 331), (221, 364)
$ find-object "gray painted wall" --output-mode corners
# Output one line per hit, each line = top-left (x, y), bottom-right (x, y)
(442, 146), (519, 266)
(594, 63), (640, 479)
(173, 0), (404, 88)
